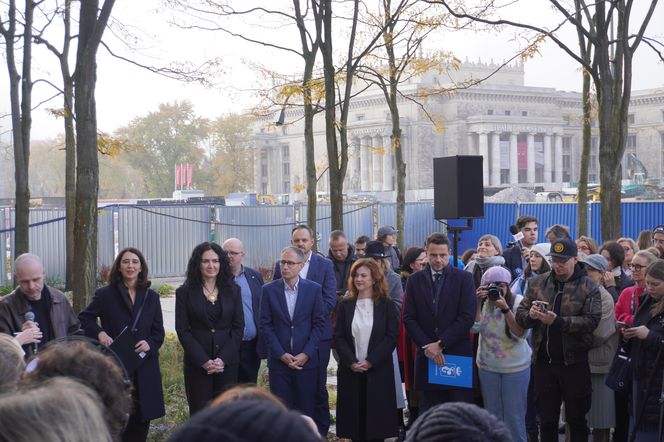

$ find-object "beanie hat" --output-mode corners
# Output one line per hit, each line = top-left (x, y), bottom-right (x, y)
(480, 266), (512, 285)
(530, 243), (552, 264)
(406, 402), (512, 442)
(168, 399), (321, 442)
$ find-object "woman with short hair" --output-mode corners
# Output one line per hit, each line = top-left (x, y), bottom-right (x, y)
(464, 234), (505, 289)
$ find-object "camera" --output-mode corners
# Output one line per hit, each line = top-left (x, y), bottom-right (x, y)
(487, 283), (501, 301)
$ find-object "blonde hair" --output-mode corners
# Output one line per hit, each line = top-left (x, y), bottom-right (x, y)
(0, 334), (25, 391)
(0, 377), (112, 442)
(210, 385), (286, 410)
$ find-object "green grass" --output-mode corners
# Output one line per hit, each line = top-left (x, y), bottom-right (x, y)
(155, 284), (176, 298)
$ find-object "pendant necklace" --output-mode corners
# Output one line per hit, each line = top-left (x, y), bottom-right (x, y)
(203, 284), (218, 304)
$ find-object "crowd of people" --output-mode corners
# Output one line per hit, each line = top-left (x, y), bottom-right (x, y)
(1, 219), (664, 442)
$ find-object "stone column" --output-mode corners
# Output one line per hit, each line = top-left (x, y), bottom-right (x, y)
(509, 132), (518, 185)
(527, 132), (536, 183)
(543, 133), (552, 184)
(554, 134), (563, 184)
(479, 132), (489, 185)
(372, 135), (382, 191)
(467, 133), (474, 155)
(360, 136), (370, 191)
(491, 132), (501, 186)
(382, 135), (393, 191)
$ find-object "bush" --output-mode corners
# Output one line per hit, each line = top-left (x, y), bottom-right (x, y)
(155, 284), (176, 298)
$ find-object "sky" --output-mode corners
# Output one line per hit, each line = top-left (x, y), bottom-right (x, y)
(1, 0), (663, 141)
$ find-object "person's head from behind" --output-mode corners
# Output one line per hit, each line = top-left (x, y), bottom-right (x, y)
(0, 377), (112, 442)
(168, 398), (321, 442)
(599, 241), (624, 271)
(460, 248), (477, 266)
(405, 402), (511, 442)
(545, 224), (570, 243)
(636, 229), (653, 251)
(354, 235), (370, 256)
(21, 340), (131, 439)
(0, 334), (25, 391)
(425, 233), (451, 272)
(210, 385), (286, 409)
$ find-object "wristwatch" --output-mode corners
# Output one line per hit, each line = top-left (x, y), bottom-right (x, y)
(500, 307), (510, 314)
(437, 339), (445, 351)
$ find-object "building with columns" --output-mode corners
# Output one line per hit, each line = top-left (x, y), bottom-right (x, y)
(253, 61), (664, 201)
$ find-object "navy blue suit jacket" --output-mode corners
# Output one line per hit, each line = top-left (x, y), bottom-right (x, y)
(78, 284), (165, 420)
(243, 266), (267, 357)
(260, 278), (326, 371)
(402, 264), (476, 390)
(273, 252), (337, 340)
(503, 246), (525, 281)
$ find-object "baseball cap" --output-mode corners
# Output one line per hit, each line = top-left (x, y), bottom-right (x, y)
(653, 225), (664, 235)
(377, 225), (398, 237)
(548, 237), (577, 259)
(581, 254), (609, 273)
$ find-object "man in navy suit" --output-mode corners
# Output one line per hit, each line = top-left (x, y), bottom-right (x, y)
(273, 225), (336, 436)
(403, 232), (476, 411)
(261, 246), (326, 418)
(504, 215), (539, 281)
(223, 238), (265, 384)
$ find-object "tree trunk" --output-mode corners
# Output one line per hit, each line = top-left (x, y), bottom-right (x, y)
(62, 0), (76, 290)
(576, 65), (591, 237)
(72, 0), (115, 312)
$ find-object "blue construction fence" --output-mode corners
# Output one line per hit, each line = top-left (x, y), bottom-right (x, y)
(448, 201), (664, 255)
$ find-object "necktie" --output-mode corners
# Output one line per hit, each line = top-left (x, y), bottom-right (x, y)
(433, 272), (443, 306)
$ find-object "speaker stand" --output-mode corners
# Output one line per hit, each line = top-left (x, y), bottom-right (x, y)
(443, 218), (474, 268)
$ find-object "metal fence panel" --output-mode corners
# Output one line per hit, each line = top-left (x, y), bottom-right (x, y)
(118, 205), (210, 278)
(450, 203), (518, 255)
(301, 204), (374, 256)
(520, 202), (578, 243)
(97, 206), (116, 269)
(404, 202), (442, 249)
(377, 203), (396, 236)
(0, 208), (8, 286)
(28, 209), (67, 283)
(215, 205), (296, 272)
(621, 202), (664, 242)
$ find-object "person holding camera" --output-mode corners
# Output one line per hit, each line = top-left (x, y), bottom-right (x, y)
(472, 266), (531, 442)
(515, 237), (601, 442)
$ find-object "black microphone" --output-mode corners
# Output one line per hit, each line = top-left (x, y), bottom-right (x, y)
(24, 311), (38, 352)
(509, 225), (524, 250)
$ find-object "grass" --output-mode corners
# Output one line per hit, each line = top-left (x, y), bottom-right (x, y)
(155, 284), (176, 298)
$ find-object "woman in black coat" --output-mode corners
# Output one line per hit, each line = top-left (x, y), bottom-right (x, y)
(624, 260), (664, 441)
(79, 247), (165, 442)
(334, 258), (400, 442)
(176, 242), (244, 415)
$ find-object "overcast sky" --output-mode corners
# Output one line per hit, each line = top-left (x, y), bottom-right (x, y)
(1, 0), (663, 141)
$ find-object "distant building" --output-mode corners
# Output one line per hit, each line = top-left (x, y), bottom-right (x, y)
(252, 60), (664, 202)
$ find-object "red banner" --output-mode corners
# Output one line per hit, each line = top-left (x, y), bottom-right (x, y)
(175, 164), (181, 188)
(187, 163), (193, 188)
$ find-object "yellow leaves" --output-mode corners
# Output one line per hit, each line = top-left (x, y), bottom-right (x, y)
(520, 34), (545, 62)
(46, 107), (72, 119)
(293, 184), (306, 193)
(97, 131), (131, 157)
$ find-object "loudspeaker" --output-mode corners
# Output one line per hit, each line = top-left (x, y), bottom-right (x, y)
(433, 155), (484, 219)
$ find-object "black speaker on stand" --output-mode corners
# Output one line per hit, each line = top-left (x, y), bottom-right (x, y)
(433, 155), (485, 267)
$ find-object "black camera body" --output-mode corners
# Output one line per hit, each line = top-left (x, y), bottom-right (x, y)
(487, 283), (501, 301)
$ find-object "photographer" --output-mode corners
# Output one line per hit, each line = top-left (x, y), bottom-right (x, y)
(472, 266), (531, 442)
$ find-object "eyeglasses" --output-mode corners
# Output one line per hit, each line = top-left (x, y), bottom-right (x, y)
(653, 238), (664, 245)
(226, 251), (244, 256)
(279, 260), (302, 267)
(630, 264), (647, 272)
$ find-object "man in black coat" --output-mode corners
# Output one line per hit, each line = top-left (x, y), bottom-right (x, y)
(327, 230), (357, 297)
(222, 238), (265, 384)
(504, 215), (539, 281)
(402, 233), (476, 411)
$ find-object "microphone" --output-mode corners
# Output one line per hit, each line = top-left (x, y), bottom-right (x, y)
(24, 311), (38, 352)
(509, 225), (524, 250)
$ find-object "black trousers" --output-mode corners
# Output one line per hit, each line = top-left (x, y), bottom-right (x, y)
(238, 339), (261, 384)
(534, 362), (592, 442)
(122, 384), (150, 442)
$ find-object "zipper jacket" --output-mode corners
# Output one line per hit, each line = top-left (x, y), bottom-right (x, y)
(515, 262), (602, 365)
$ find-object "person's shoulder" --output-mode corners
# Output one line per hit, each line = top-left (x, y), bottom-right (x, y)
(243, 266), (262, 279)
(299, 278), (321, 291)
(45, 285), (67, 299)
(263, 278), (282, 292)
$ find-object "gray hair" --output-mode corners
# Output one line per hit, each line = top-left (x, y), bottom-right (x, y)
(478, 234), (503, 256)
(0, 377), (112, 442)
(222, 238), (244, 251)
(280, 246), (305, 262)
(0, 334), (24, 391)
(633, 250), (659, 266)
(13, 253), (43, 274)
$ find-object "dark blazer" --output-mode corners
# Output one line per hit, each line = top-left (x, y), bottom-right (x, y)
(274, 252), (337, 340)
(334, 297), (399, 440)
(259, 278), (326, 371)
(402, 264), (476, 390)
(78, 284), (165, 420)
(243, 266), (267, 357)
(175, 282), (244, 369)
(503, 246), (525, 281)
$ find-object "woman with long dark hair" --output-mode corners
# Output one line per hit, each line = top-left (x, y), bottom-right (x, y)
(334, 258), (400, 442)
(176, 242), (244, 415)
(79, 247), (165, 442)
(624, 260), (664, 441)
(472, 266), (531, 442)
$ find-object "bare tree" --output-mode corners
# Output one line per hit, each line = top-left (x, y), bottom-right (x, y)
(430, 0), (661, 240)
(0, 0), (38, 258)
(72, 0), (116, 311)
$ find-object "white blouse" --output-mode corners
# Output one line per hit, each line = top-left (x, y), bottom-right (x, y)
(352, 298), (374, 361)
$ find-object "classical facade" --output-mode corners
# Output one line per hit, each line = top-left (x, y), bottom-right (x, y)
(253, 61), (664, 201)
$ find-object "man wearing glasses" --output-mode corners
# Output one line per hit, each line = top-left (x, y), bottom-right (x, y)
(516, 237), (602, 442)
(222, 238), (265, 384)
(652, 225), (664, 257)
(260, 246), (326, 420)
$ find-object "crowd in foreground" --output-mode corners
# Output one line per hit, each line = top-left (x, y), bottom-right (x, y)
(1, 219), (664, 442)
